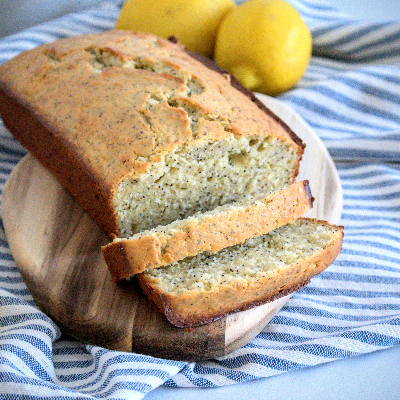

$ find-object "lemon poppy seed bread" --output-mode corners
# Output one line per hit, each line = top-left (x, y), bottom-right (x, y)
(102, 180), (313, 280)
(0, 30), (304, 238)
(137, 219), (343, 328)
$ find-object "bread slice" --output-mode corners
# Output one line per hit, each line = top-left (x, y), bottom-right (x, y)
(0, 30), (304, 238)
(102, 180), (313, 280)
(136, 219), (343, 328)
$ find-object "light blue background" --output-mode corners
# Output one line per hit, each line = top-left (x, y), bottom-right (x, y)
(1, 0), (400, 37)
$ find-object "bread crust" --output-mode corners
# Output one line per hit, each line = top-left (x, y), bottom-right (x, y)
(136, 219), (344, 328)
(0, 30), (304, 237)
(102, 181), (313, 280)
(0, 84), (118, 234)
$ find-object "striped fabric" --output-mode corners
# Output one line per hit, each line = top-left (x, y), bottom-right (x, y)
(0, 0), (399, 397)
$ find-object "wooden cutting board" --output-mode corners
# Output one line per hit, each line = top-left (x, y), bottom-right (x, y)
(1, 96), (342, 361)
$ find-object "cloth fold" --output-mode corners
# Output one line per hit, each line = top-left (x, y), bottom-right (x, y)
(0, 0), (399, 398)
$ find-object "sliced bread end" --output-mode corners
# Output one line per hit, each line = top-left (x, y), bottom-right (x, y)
(137, 218), (343, 328)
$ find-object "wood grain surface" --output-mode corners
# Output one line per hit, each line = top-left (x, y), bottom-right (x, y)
(1, 96), (342, 361)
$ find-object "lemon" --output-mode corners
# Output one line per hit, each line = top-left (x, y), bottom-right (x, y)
(215, 0), (312, 96)
(116, 0), (235, 58)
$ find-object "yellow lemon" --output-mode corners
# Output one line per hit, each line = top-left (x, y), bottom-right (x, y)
(215, 0), (312, 96)
(116, 0), (235, 58)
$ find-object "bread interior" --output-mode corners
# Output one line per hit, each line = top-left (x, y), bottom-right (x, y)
(114, 135), (297, 237)
(142, 219), (338, 294)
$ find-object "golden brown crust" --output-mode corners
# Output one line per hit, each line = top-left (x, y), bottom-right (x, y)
(0, 30), (304, 237)
(102, 181), (313, 280)
(0, 84), (119, 234)
(136, 219), (344, 328)
(139, 275), (313, 329)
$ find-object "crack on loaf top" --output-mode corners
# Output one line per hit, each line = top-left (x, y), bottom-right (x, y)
(86, 47), (205, 96)
(141, 94), (233, 140)
(44, 49), (61, 62)
(167, 99), (232, 139)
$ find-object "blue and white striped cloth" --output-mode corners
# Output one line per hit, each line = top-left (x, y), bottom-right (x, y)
(0, 0), (399, 398)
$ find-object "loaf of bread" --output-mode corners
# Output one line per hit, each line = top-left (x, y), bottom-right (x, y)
(0, 30), (304, 238)
(102, 180), (313, 280)
(137, 218), (343, 328)
(0, 30), (343, 333)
